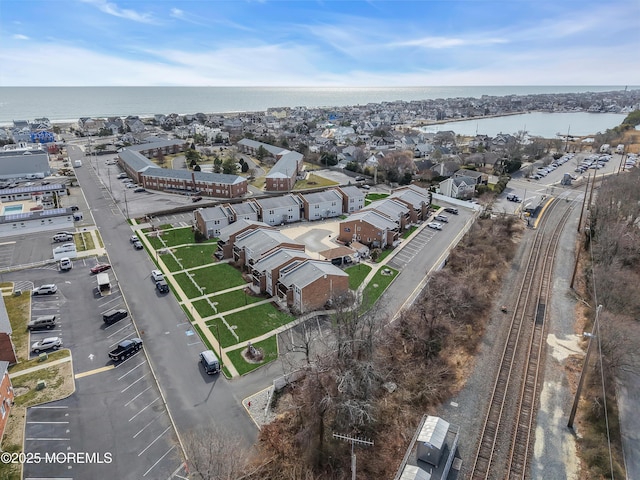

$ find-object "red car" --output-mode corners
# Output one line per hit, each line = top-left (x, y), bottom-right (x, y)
(90, 263), (111, 274)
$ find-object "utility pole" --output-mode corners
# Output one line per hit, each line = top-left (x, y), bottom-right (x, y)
(333, 433), (374, 480)
(568, 304), (602, 429)
(123, 188), (129, 219)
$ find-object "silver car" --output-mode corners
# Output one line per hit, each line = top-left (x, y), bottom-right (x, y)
(31, 337), (62, 353)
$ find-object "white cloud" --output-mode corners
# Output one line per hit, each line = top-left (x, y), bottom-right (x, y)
(12, 34), (29, 40)
(395, 36), (507, 49)
(79, 0), (157, 24)
(170, 8), (184, 18)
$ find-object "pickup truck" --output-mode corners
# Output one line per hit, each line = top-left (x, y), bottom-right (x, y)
(109, 338), (143, 362)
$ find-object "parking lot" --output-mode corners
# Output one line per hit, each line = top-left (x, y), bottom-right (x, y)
(7, 263), (186, 479)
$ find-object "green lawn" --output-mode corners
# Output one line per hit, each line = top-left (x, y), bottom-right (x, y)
(226, 336), (279, 375)
(294, 173), (339, 189)
(145, 227), (217, 249)
(206, 302), (294, 348)
(402, 226), (418, 239)
(362, 266), (399, 310)
(366, 193), (389, 202)
(175, 263), (247, 299)
(375, 247), (395, 263)
(171, 244), (219, 270)
(345, 263), (372, 290)
(158, 253), (182, 272)
(193, 289), (265, 318)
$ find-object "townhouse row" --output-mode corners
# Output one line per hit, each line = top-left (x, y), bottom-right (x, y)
(215, 220), (349, 313)
(194, 185), (366, 238)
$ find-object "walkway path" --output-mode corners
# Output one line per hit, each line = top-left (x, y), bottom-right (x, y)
(9, 355), (72, 379)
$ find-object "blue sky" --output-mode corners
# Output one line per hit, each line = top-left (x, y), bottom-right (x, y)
(1, 0), (638, 86)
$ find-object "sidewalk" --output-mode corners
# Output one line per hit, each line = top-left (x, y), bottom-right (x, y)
(131, 221), (240, 377)
(9, 355), (72, 379)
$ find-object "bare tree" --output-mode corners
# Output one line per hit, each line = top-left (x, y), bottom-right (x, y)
(182, 426), (250, 480)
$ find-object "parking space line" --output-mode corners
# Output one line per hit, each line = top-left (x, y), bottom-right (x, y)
(25, 437), (71, 441)
(107, 323), (133, 338)
(117, 361), (146, 380)
(31, 405), (68, 409)
(133, 414), (162, 439)
(26, 421), (69, 424)
(129, 397), (160, 422)
(124, 386), (152, 407)
(138, 426), (172, 457)
(75, 365), (114, 379)
(143, 445), (176, 477)
(108, 332), (135, 348)
(121, 375), (147, 393)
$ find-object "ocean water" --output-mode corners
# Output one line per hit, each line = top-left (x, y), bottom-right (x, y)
(0, 86), (633, 125)
(419, 112), (627, 138)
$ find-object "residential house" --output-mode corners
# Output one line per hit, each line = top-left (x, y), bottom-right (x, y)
(453, 169), (487, 186)
(233, 228), (304, 269)
(277, 260), (349, 313)
(298, 189), (344, 221)
(215, 220), (272, 260)
(337, 185), (366, 214)
(363, 198), (412, 231)
(194, 205), (233, 239)
(227, 201), (260, 223)
(254, 194), (302, 226)
(389, 184), (432, 223)
(338, 210), (400, 248)
(251, 248), (311, 295)
(438, 176), (476, 199)
(0, 361), (15, 441)
(0, 294), (16, 365)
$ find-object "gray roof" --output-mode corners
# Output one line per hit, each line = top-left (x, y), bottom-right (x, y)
(252, 248), (310, 274)
(390, 189), (430, 209)
(0, 294), (10, 334)
(0, 150), (50, 176)
(127, 139), (186, 151)
(0, 207), (72, 225)
(399, 465), (431, 480)
(218, 219), (269, 242)
(197, 205), (232, 222)
(346, 210), (398, 231)
(237, 138), (286, 156)
(266, 151), (303, 179)
(143, 167), (246, 185)
(279, 260), (347, 289)
(299, 189), (343, 204)
(363, 198), (409, 221)
(235, 228), (303, 259)
(338, 185), (365, 199)
(229, 201), (259, 217)
(418, 416), (449, 450)
(0, 184), (65, 196)
(255, 194), (301, 210)
(118, 149), (156, 171)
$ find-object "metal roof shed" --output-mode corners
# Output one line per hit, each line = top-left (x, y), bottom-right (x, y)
(417, 416), (449, 467)
(399, 465), (431, 480)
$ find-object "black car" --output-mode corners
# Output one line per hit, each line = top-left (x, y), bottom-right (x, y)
(155, 280), (169, 293)
(103, 309), (128, 325)
(70, 205), (80, 211)
(444, 207), (459, 215)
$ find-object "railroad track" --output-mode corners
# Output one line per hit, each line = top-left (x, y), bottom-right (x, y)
(470, 199), (575, 480)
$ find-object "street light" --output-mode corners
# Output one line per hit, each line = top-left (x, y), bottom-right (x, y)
(568, 304), (602, 429)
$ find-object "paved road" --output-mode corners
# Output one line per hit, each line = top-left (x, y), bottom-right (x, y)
(68, 145), (259, 450)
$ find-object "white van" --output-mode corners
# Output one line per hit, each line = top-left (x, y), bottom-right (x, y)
(59, 257), (72, 271)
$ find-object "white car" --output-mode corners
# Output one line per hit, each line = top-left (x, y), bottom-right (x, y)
(151, 270), (164, 282)
(33, 284), (58, 295)
(130, 235), (139, 243)
(427, 222), (443, 230)
(31, 337), (62, 353)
